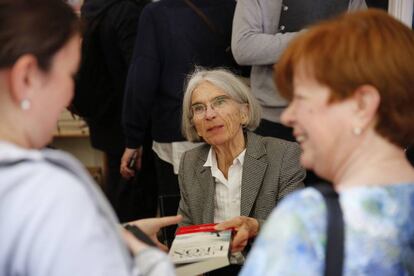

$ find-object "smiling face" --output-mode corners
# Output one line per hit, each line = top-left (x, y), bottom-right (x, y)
(280, 70), (357, 180)
(191, 81), (247, 147)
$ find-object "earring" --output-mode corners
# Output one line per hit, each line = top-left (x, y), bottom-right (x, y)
(20, 99), (31, 111)
(353, 127), (362, 136)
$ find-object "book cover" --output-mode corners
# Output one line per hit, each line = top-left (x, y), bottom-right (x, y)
(169, 224), (232, 276)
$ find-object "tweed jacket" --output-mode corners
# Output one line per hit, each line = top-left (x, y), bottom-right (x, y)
(177, 131), (305, 227)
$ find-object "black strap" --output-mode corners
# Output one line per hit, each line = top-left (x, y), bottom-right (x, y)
(182, 0), (230, 52)
(313, 184), (344, 276)
(183, 0), (219, 34)
(124, 224), (157, 247)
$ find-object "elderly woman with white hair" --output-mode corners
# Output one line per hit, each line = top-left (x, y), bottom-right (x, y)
(177, 68), (305, 260)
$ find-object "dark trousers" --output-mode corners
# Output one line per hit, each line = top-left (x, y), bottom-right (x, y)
(104, 151), (123, 210)
(153, 154), (180, 246)
(104, 141), (158, 223)
(154, 154), (180, 198)
(254, 119), (327, 186)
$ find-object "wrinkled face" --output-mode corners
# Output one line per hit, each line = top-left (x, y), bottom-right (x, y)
(29, 35), (80, 148)
(191, 81), (246, 147)
(281, 71), (355, 179)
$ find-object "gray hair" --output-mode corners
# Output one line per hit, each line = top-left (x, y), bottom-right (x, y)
(181, 68), (262, 142)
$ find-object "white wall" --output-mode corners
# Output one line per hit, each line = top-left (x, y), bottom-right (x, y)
(389, 0), (414, 26)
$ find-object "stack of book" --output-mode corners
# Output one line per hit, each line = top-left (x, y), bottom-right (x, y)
(169, 224), (232, 276)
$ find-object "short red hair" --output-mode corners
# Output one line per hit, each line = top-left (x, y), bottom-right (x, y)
(275, 9), (414, 147)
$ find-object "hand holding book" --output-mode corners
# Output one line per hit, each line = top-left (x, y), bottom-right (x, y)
(215, 216), (259, 253)
(169, 223), (234, 275)
(124, 215), (182, 254)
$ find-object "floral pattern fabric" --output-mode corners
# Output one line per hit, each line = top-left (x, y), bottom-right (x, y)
(242, 184), (414, 276)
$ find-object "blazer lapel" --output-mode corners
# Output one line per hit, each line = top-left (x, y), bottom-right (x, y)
(241, 132), (268, 217)
(195, 148), (216, 223)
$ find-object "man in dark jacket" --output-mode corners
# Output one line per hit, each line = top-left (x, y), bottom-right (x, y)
(80, 0), (154, 222)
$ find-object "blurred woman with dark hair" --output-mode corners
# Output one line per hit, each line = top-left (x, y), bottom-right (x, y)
(0, 1), (177, 275)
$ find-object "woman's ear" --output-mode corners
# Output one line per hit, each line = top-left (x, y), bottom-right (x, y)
(8, 54), (41, 104)
(240, 104), (249, 124)
(352, 85), (380, 129)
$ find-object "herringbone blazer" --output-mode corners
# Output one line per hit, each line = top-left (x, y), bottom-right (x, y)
(177, 131), (305, 227)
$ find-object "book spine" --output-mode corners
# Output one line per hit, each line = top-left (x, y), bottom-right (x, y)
(176, 223), (217, 235)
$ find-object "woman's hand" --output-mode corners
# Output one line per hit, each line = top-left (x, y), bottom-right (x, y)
(124, 215), (182, 253)
(120, 147), (142, 179)
(215, 216), (259, 253)
(122, 228), (150, 255)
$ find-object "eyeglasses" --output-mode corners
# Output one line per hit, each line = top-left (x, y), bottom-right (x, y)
(191, 95), (235, 118)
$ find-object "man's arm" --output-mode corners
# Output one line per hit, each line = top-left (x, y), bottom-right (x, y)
(122, 4), (160, 149)
(231, 0), (298, 66)
(232, 0), (366, 66)
(112, 1), (148, 65)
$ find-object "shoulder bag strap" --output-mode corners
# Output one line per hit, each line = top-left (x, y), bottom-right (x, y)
(313, 184), (345, 276)
(183, 0), (219, 35)
(182, 0), (230, 52)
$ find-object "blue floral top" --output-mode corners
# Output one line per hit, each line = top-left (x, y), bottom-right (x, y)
(241, 184), (414, 276)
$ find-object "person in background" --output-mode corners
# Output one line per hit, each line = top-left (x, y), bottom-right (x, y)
(178, 68), (305, 275)
(120, 0), (248, 243)
(238, 9), (414, 275)
(0, 1), (178, 275)
(231, 0), (366, 141)
(79, 0), (155, 222)
(231, 0), (366, 186)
